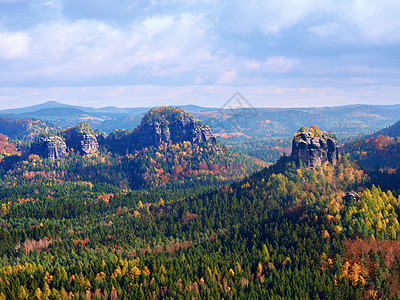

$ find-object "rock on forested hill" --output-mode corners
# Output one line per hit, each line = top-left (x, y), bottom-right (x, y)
(292, 126), (339, 168)
(104, 106), (216, 153)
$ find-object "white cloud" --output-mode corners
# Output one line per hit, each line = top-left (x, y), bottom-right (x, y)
(308, 22), (340, 37)
(348, 0), (400, 44)
(0, 31), (30, 59)
(0, 13), (216, 82)
(1, 0), (400, 109)
(217, 69), (236, 84)
(220, 0), (322, 34)
(220, 0), (400, 46)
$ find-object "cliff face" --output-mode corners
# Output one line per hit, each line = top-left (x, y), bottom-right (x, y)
(31, 136), (67, 159)
(63, 122), (99, 156)
(292, 131), (338, 167)
(78, 134), (99, 155)
(136, 107), (216, 148)
(31, 122), (99, 158)
(138, 122), (171, 147)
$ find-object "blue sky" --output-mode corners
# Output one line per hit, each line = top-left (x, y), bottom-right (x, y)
(0, 0), (400, 109)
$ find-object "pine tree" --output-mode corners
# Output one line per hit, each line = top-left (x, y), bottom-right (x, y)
(18, 286), (28, 300)
(34, 287), (43, 300)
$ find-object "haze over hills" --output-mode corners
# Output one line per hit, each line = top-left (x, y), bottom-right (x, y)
(1, 101), (400, 140)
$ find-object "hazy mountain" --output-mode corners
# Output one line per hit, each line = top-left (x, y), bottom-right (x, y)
(2, 101), (400, 141)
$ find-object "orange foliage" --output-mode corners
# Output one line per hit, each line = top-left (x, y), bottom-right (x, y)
(73, 237), (90, 247)
(344, 239), (400, 297)
(345, 239), (400, 268)
(98, 193), (114, 204)
(0, 134), (19, 159)
(16, 197), (37, 205)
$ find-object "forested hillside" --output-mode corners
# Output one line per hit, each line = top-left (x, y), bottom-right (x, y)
(2, 106), (400, 298)
(343, 120), (400, 170)
(0, 118), (60, 141)
(0, 109), (263, 190)
(1, 149), (400, 298)
(341, 120), (400, 196)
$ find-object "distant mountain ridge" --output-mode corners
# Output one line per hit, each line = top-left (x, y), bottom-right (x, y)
(2, 101), (400, 141)
(0, 101), (215, 115)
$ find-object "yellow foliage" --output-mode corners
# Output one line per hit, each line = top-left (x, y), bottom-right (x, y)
(127, 266), (141, 280)
(44, 271), (53, 284)
(334, 225), (343, 234)
(95, 272), (107, 281)
(228, 268), (235, 277)
(142, 266), (151, 276)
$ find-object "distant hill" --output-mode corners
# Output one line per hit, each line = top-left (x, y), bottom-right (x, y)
(369, 119), (400, 138)
(0, 100), (74, 114)
(2, 101), (400, 140)
(341, 118), (400, 170)
(23, 107), (87, 118)
(194, 104), (400, 140)
(0, 117), (61, 141)
(0, 101), (150, 130)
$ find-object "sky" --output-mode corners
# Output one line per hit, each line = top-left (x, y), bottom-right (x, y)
(0, 0), (400, 109)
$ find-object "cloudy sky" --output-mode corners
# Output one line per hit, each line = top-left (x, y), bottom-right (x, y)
(0, 0), (400, 109)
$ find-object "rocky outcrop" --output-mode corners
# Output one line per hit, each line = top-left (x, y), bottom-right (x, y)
(79, 134), (99, 155)
(31, 136), (67, 159)
(31, 122), (100, 158)
(292, 131), (339, 167)
(139, 122), (171, 147)
(63, 122), (99, 156)
(137, 109), (216, 148)
(169, 119), (215, 144)
(343, 192), (360, 205)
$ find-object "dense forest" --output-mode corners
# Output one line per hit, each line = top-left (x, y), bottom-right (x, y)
(1, 106), (400, 298)
(2, 153), (400, 298)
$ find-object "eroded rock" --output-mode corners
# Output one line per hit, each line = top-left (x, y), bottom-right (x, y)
(31, 136), (67, 159)
(292, 130), (338, 167)
(138, 111), (216, 148)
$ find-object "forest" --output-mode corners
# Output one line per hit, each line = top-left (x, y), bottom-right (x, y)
(1, 107), (400, 299)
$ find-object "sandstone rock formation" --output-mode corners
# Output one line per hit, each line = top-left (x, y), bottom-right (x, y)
(136, 107), (216, 148)
(31, 122), (100, 158)
(292, 130), (338, 168)
(139, 122), (171, 147)
(63, 122), (99, 156)
(31, 136), (67, 159)
(79, 134), (99, 155)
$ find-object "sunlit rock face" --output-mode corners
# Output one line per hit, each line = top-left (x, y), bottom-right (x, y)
(79, 134), (99, 156)
(292, 131), (338, 167)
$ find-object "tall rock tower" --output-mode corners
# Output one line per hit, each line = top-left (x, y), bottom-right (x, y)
(291, 126), (339, 168)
